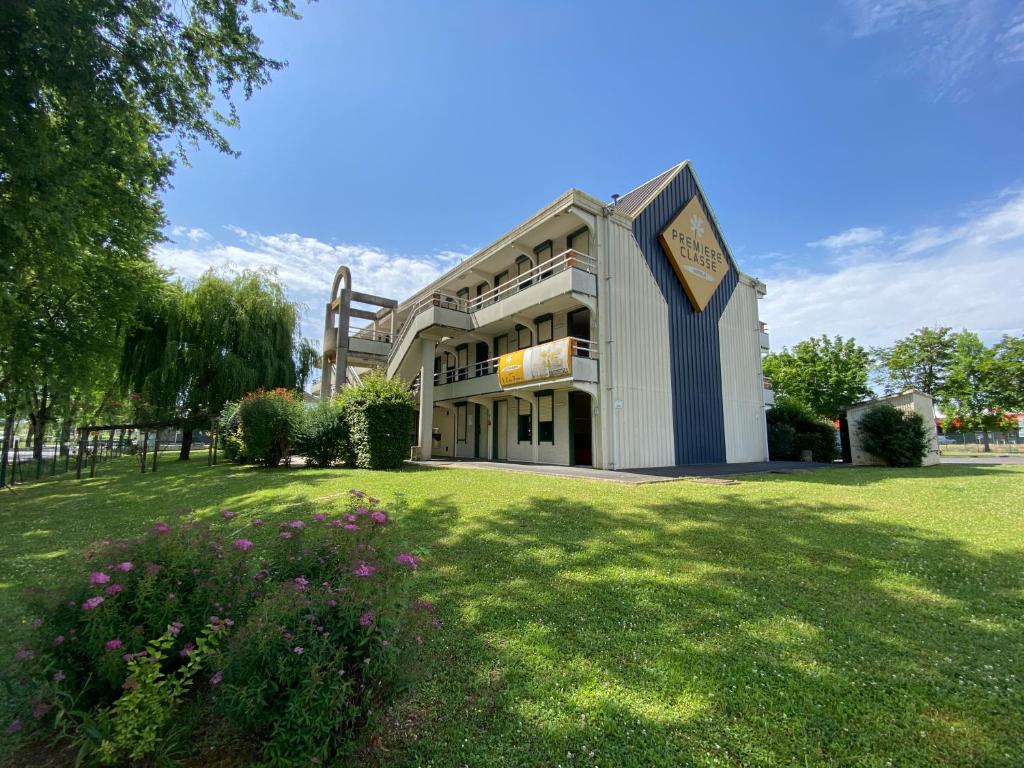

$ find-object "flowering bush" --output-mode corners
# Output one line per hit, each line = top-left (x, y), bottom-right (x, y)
(7, 492), (436, 766)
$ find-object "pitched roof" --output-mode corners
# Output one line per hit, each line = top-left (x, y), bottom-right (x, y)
(612, 162), (687, 219)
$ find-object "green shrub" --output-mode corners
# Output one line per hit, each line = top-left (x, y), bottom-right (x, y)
(10, 494), (435, 766)
(294, 399), (349, 468)
(342, 371), (415, 470)
(766, 396), (838, 462)
(236, 388), (302, 466)
(218, 399), (244, 462)
(857, 404), (929, 467)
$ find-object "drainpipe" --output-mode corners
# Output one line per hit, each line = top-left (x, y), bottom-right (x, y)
(600, 208), (619, 470)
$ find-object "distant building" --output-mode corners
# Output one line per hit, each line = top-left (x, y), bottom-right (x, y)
(846, 390), (940, 466)
(321, 162), (771, 469)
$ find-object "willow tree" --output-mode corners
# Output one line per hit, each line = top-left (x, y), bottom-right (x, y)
(1, 0), (305, 458)
(122, 270), (300, 460)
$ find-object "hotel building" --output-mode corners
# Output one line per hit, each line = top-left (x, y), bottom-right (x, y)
(319, 161), (772, 469)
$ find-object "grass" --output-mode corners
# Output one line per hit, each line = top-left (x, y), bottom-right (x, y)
(1, 456), (1023, 767)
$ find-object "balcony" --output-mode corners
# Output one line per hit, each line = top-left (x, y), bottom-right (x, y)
(386, 249), (597, 378)
(431, 337), (598, 401)
(758, 321), (770, 353)
(763, 377), (775, 407)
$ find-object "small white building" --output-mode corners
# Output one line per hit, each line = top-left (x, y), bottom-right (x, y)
(846, 390), (940, 467)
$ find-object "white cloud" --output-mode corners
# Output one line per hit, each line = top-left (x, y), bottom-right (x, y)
(153, 227), (470, 345)
(761, 189), (1024, 350)
(808, 226), (884, 249)
(840, 0), (1024, 99)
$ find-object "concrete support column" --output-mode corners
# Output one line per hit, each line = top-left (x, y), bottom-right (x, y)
(417, 341), (434, 460)
(321, 302), (334, 399)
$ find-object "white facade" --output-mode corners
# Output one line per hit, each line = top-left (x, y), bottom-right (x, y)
(847, 390), (940, 467)
(322, 162), (771, 469)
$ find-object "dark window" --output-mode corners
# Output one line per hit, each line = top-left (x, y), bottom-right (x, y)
(456, 344), (468, 381)
(517, 399), (532, 443)
(535, 240), (554, 279)
(494, 334), (509, 357)
(493, 271), (508, 303)
(537, 392), (554, 443)
(456, 403), (467, 442)
(516, 255), (533, 289)
(516, 324), (532, 350)
(567, 226), (590, 256)
(535, 314), (553, 344)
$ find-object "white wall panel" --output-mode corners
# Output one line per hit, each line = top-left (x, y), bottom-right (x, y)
(718, 280), (769, 462)
(604, 221), (675, 469)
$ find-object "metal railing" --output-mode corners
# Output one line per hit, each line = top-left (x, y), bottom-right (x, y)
(386, 249), (595, 368)
(432, 337), (597, 386)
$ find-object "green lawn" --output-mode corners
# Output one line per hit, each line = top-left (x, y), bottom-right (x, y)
(2, 457), (1023, 767)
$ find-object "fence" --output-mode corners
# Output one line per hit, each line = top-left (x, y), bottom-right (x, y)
(0, 423), (222, 488)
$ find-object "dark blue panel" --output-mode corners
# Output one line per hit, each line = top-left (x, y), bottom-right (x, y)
(631, 166), (738, 464)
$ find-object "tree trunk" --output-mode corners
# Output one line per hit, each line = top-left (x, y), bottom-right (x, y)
(60, 420), (72, 457)
(982, 429), (991, 452)
(1, 412), (14, 487)
(31, 383), (49, 461)
(179, 428), (193, 461)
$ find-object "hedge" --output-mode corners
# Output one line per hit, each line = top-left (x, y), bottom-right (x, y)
(857, 404), (929, 467)
(766, 397), (838, 462)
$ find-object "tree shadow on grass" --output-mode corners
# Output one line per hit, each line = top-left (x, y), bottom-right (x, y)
(753, 462), (1022, 486)
(376, 490), (1024, 767)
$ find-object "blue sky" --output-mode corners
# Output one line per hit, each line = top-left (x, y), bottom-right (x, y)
(156, 0), (1024, 350)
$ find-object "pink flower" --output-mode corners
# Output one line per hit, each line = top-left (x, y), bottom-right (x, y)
(221, 509), (235, 519)
(293, 646), (304, 654)
(312, 512), (327, 522)
(116, 561), (134, 572)
(210, 671), (223, 685)
(346, 514), (357, 523)
(145, 563), (162, 575)
(254, 568), (269, 581)
(355, 505), (369, 515)
(52, 635), (64, 646)
(294, 576), (309, 591)
(353, 561), (377, 578)
(105, 639), (123, 651)
(89, 571), (110, 586)
(81, 596), (104, 611)
(14, 647), (32, 662)
(179, 642), (195, 657)
(279, 531), (293, 539)
(31, 701), (52, 719)
(371, 510), (388, 525)
(169, 621), (184, 636)
(233, 538), (254, 552)
(395, 552), (418, 569)
(151, 522), (171, 535)
(252, 518), (265, 527)
(105, 583), (123, 595)
(359, 611), (374, 626)
(343, 523), (359, 531)
(6, 720), (22, 734)
(52, 671), (65, 682)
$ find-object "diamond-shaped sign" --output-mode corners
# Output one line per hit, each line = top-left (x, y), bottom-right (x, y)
(657, 196), (730, 312)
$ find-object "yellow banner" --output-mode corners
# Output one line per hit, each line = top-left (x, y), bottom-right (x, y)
(498, 338), (573, 388)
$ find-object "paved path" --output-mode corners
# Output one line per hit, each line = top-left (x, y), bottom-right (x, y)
(413, 458), (842, 484)
(941, 455), (1024, 465)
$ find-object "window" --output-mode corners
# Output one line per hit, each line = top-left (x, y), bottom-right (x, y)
(456, 287), (469, 309)
(456, 403), (468, 442)
(567, 226), (590, 257)
(516, 255), (533, 289)
(517, 399), (532, 443)
(455, 344), (468, 381)
(537, 391), (554, 443)
(535, 240), (554, 279)
(445, 352), (456, 383)
(516, 324), (532, 351)
(474, 281), (489, 309)
(492, 270), (508, 303)
(535, 314), (553, 344)
(494, 334), (508, 358)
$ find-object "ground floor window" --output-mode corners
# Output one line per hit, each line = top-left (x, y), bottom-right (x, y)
(537, 391), (554, 442)
(517, 399), (532, 443)
(456, 402), (467, 442)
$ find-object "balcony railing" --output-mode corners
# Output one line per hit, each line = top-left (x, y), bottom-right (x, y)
(433, 337), (597, 386)
(386, 249), (595, 368)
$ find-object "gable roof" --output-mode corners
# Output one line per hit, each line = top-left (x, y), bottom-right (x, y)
(612, 161), (687, 219)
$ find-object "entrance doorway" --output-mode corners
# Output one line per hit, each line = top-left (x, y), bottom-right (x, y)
(567, 308), (590, 355)
(493, 400), (508, 461)
(569, 391), (592, 466)
(474, 404), (483, 458)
